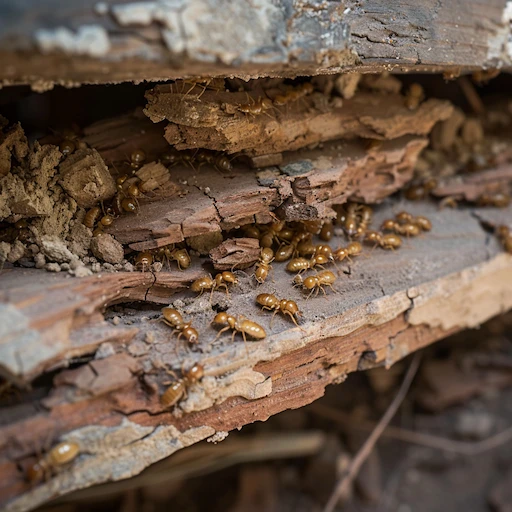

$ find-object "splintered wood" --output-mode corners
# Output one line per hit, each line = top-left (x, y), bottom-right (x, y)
(1, 201), (512, 512)
(107, 137), (427, 250)
(144, 85), (453, 157)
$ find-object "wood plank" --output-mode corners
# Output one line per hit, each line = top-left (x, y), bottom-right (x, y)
(0, 1), (510, 87)
(1, 199), (512, 511)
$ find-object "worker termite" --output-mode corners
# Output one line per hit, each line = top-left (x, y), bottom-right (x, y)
(337, 203), (372, 238)
(26, 441), (80, 483)
(59, 139), (76, 157)
(191, 271), (238, 299)
(477, 192), (511, 208)
(293, 270), (337, 298)
(319, 221), (333, 241)
(256, 293), (302, 327)
(404, 83), (425, 110)
(404, 178), (437, 201)
(496, 225), (512, 254)
(135, 251), (154, 272)
(273, 82), (314, 107)
(259, 221), (287, 248)
(237, 96), (274, 118)
(275, 230), (312, 262)
(83, 206), (101, 229)
(355, 205), (373, 238)
(195, 150), (234, 173)
(129, 149), (146, 172)
(211, 312), (266, 348)
(286, 253), (330, 273)
(381, 233), (402, 250)
(254, 247), (274, 284)
(332, 241), (363, 263)
(161, 307), (199, 346)
(395, 211), (432, 231)
(155, 246), (191, 270)
(160, 362), (204, 409)
(364, 231), (402, 250)
(380, 219), (420, 237)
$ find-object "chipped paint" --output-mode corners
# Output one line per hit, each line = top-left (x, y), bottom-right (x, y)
(34, 26), (111, 58)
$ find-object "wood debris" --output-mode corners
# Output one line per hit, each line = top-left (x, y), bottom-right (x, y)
(144, 85), (453, 157)
(209, 237), (260, 270)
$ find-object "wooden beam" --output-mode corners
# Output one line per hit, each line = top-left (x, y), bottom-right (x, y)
(0, 1), (510, 88)
(1, 199), (511, 512)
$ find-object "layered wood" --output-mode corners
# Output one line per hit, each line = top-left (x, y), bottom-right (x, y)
(106, 136), (428, 251)
(1, 200), (512, 512)
(144, 86), (452, 156)
(0, 1), (511, 87)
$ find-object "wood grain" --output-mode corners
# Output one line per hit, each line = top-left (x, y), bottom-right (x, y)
(1, 200), (512, 512)
(0, 1), (511, 87)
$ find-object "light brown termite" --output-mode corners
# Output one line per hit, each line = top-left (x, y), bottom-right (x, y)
(404, 83), (425, 110)
(333, 241), (363, 263)
(59, 139), (76, 156)
(169, 248), (191, 270)
(26, 441), (80, 483)
(395, 211), (432, 231)
(135, 251), (154, 271)
(256, 293), (302, 327)
(477, 192), (511, 208)
(238, 96), (274, 117)
(381, 233), (402, 250)
(293, 270), (337, 299)
(254, 247), (274, 284)
(286, 254), (329, 273)
(83, 206), (101, 229)
(211, 313), (266, 354)
(161, 307), (199, 345)
(160, 362), (205, 409)
(259, 221), (286, 248)
(190, 271), (238, 299)
(319, 221), (333, 241)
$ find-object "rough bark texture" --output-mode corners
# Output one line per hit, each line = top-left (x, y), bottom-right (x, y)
(144, 85), (453, 157)
(0, 0), (511, 88)
(1, 200), (512, 512)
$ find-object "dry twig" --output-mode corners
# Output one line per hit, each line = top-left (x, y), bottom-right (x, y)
(322, 353), (422, 512)
(311, 403), (512, 456)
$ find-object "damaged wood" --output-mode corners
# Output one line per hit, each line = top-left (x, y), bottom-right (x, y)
(1, 200), (512, 511)
(0, 1), (512, 87)
(432, 165), (512, 201)
(0, 267), (205, 385)
(209, 237), (260, 271)
(144, 86), (452, 157)
(107, 136), (427, 250)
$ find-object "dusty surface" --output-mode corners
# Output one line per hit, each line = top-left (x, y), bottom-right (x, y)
(1, 199), (512, 511)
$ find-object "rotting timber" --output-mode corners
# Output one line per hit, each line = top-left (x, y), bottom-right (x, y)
(1, 72), (512, 512)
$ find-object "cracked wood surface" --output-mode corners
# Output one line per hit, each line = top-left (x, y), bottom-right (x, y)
(106, 136), (428, 251)
(150, 87), (452, 157)
(0, 0), (511, 87)
(1, 200), (512, 511)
